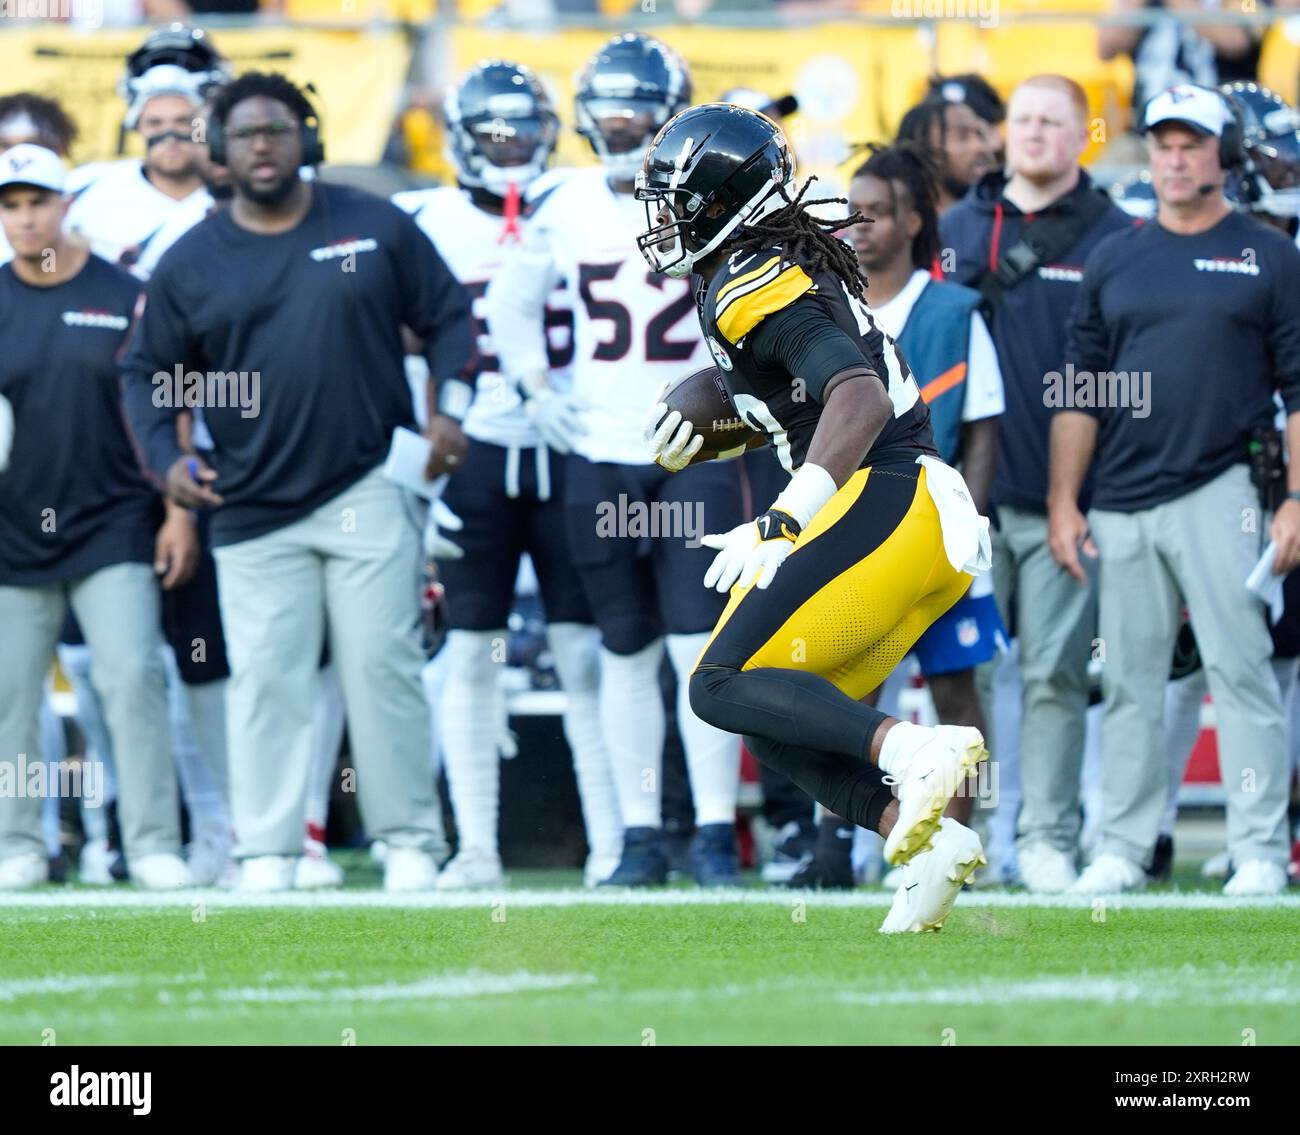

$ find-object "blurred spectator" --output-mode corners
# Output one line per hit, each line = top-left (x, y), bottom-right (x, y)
(0, 93), (78, 266)
(897, 78), (1002, 213)
(941, 74), (1130, 892)
(1049, 84), (1300, 896)
(1099, 0), (1267, 126)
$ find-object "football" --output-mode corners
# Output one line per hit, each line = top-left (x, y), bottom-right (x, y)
(661, 365), (759, 451)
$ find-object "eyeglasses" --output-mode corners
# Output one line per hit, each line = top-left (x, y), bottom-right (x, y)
(225, 121), (297, 144)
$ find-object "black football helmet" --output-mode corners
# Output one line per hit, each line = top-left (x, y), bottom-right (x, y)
(120, 24), (230, 130)
(634, 102), (796, 279)
(574, 33), (692, 183)
(1221, 81), (1300, 219)
(445, 60), (558, 197)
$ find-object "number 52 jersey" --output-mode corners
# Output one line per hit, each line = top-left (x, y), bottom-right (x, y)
(486, 167), (708, 466)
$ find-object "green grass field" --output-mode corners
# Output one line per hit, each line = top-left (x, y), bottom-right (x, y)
(2, 870), (1297, 1045)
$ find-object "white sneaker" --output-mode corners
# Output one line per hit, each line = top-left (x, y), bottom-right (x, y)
(1223, 859), (1287, 896)
(78, 837), (116, 886)
(237, 855), (297, 893)
(294, 846), (344, 889)
(186, 830), (233, 887)
(1201, 850), (1233, 879)
(883, 725), (988, 865)
(0, 851), (49, 889)
(1017, 841), (1078, 893)
(369, 839), (389, 867)
(1069, 853), (1146, 894)
(434, 849), (503, 891)
(880, 818), (986, 933)
(583, 852), (622, 889)
(131, 853), (192, 890)
(383, 847), (439, 892)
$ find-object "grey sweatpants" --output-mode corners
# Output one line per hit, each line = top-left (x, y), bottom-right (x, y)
(988, 504), (1098, 852)
(0, 562), (178, 861)
(1090, 464), (1290, 868)
(213, 466), (446, 859)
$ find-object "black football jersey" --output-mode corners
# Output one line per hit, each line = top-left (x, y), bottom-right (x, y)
(695, 244), (936, 472)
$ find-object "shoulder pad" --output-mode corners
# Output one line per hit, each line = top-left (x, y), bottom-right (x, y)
(710, 248), (815, 345)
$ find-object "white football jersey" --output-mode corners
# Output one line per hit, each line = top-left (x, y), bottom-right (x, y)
(132, 188), (216, 281)
(65, 159), (209, 271)
(486, 167), (708, 465)
(394, 179), (575, 449)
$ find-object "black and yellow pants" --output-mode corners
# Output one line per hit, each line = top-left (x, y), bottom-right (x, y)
(688, 460), (972, 829)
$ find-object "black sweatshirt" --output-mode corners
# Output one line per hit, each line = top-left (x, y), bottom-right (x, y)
(122, 182), (475, 546)
(1067, 211), (1300, 513)
(0, 256), (159, 586)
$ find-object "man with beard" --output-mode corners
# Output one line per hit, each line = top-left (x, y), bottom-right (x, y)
(123, 72), (476, 892)
(66, 25), (229, 271)
(940, 74), (1130, 892)
(897, 75), (1003, 215)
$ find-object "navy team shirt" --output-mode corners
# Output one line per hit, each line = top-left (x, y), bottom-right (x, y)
(122, 182), (475, 547)
(1068, 211), (1300, 513)
(0, 255), (158, 586)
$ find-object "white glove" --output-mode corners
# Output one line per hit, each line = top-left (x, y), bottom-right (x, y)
(424, 497), (464, 560)
(645, 403), (704, 472)
(700, 511), (800, 592)
(524, 389), (586, 455)
(0, 392), (13, 474)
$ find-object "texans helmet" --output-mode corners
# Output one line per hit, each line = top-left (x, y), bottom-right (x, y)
(1221, 81), (1300, 219)
(444, 61), (559, 197)
(120, 24), (230, 131)
(634, 102), (796, 278)
(574, 33), (692, 183)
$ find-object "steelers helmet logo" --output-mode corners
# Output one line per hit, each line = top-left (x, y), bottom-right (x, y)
(707, 336), (733, 371)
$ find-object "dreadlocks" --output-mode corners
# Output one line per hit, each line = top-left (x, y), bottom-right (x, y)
(851, 140), (942, 271)
(729, 175), (870, 301)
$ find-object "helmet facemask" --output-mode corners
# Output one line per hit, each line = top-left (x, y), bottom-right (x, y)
(446, 81), (557, 199)
(577, 96), (671, 182)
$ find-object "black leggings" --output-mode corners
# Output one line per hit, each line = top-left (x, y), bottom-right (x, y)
(690, 665), (893, 831)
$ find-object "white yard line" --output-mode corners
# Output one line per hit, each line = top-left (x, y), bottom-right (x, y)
(0, 888), (1296, 910)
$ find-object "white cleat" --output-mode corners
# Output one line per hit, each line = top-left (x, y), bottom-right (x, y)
(1222, 859), (1287, 896)
(1201, 850), (1232, 879)
(880, 864), (905, 889)
(186, 830), (234, 888)
(130, 853), (192, 890)
(434, 849), (503, 891)
(237, 855), (297, 893)
(78, 837), (117, 886)
(294, 847), (344, 890)
(1016, 841), (1078, 893)
(880, 818), (985, 933)
(583, 852), (622, 889)
(1069, 853), (1146, 894)
(883, 725), (988, 866)
(384, 847), (440, 892)
(0, 851), (49, 889)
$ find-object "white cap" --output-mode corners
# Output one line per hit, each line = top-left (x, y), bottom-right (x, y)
(1143, 84), (1234, 137)
(0, 143), (65, 193)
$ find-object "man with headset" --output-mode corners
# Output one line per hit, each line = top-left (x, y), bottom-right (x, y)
(123, 72), (477, 892)
(1048, 84), (1300, 896)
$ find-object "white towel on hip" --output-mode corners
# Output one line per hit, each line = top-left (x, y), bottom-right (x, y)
(916, 454), (993, 576)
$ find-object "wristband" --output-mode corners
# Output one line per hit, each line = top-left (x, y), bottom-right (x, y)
(770, 462), (838, 529)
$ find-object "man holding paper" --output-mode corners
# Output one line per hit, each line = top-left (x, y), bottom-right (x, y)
(1047, 85), (1300, 896)
(123, 73), (476, 892)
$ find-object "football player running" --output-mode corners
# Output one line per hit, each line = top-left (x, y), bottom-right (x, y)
(394, 61), (622, 889)
(487, 35), (752, 886)
(638, 104), (994, 931)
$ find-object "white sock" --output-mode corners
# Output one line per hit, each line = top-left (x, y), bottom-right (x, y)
(306, 664), (346, 833)
(182, 677), (230, 811)
(599, 640), (666, 829)
(877, 720), (929, 777)
(548, 623), (623, 859)
(665, 632), (740, 826)
(438, 630), (504, 855)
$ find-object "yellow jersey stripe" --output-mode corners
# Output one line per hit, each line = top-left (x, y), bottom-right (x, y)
(716, 264), (815, 345)
(715, 255), (781, 306)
